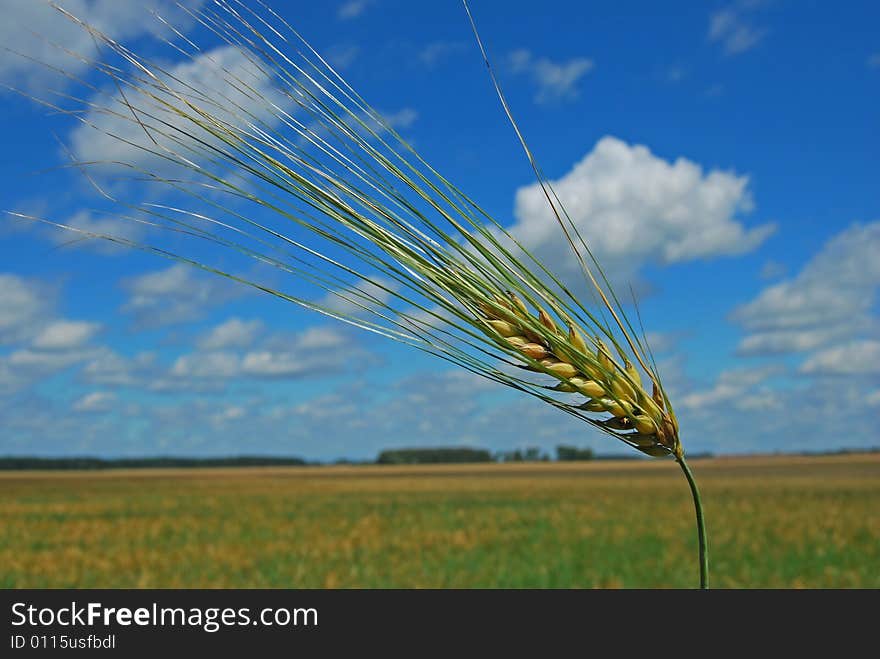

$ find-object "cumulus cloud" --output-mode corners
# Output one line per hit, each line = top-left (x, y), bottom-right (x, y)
(81, 350), (158, 388)
(324, 44), (361, 70)
(286, 369), (525, 454)
(508, 49), (594, 104)
(72, 391), (116, 413)
(337, 0), (373, 20)
(121, 264), (244, 328)
(32, 320), (101, 351)
(679, 365), (781, 411)
(800, 340), (880, 376)
(732, 222), (880, 356)
(241, 326), (366, 378)
(381, 108), (419, 130)
(319, 277), (398, 318)
(643, 331), (678, 355)
(46, 210), (146, 255)
(0, 274), (106, 392)
(509, 136), (774, 286)
(708, 6), (767, 55)
(6, 347), (102, 379)
(674, 370), (879, 454)
(210, 405), (247, 427)
(0, 274), (55, 345)
(0, 0), (205, 92)
(171, 351), (240, 379)
(170, 325), (372, 382)
(197, 318), (263, 351)
(69, 45), (293, 178)
(419, 41), (467, 67)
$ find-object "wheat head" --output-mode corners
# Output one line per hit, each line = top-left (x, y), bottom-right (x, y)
(476, 291), (680, 458)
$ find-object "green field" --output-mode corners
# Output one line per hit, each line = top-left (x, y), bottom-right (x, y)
(1, 454), (878, 588)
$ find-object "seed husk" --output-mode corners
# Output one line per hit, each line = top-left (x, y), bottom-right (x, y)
(545, 361), (578, 379)
(488, 319), (519, 337)
(520, 343), (550, 359)
(632, 414), (658, 435)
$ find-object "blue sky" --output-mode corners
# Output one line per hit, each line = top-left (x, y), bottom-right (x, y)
(0, 0), (878, 460)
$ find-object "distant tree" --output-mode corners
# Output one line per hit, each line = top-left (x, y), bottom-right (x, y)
(376, 447), (492, 465)
(555, 445), (595, 461)
(524, 446), (543, 462)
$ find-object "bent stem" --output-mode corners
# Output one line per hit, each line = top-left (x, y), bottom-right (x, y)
(677, 455), (709, 589)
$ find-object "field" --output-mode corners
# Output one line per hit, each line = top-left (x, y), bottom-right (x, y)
(1, 454), (878, 588)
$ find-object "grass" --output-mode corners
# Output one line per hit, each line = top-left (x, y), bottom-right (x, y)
(1, 453), (877, 588)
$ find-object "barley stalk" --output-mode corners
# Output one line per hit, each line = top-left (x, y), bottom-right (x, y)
(6, 0), (707, 588)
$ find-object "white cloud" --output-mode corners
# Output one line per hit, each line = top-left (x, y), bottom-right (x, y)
(81, 350), (157, 387)
(121, 264), (244, 328)
(381, 108), (419, 130)
(342, 108), (418, 139)
(736, 327), (851, 356)
(337, 0), (373, 20)
(0, 274), (55, 345)
(47, 211), (146, 254)
(708, 7), (766, 55)
(32, 320), (101, 351)
(643, 331), (678, 355)
(673, 373), (880, 455)
(0, 360), (23, 395)
(800, 340), (880, 376)
(509, 49), (594, 104)
(395, 369), (496, 399)
(7, 347), (100, 375)
(509, 136), (774, 286)
(210, 405), (246, 426)
(319, 276), (398, 318)
(680, 365), (780, 410)
(0, 0), (205, 92)
(240, 352), (309, 378)
(171, 325), (367, 382)
(241, 327), (359, 378)
(419, 41), (467, 67)
(291, 327), (348, 351)
(324, 44), (361, 70)
(733, 222), (880, 355)
(0, 275), (105, 391)
(197, 318), (263, 350)
(72, 391), (116, 413)
(171, 351), (240, 379)
(69, 45), (292, 178)
(869, 54), (880, 69)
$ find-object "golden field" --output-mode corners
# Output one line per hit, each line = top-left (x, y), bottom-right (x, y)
(1, 453), (878, 588)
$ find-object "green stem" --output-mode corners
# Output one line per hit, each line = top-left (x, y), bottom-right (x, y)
(677, 455), (708, 589)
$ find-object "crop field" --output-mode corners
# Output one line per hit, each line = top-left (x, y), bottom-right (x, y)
(1, 454), (878, 588)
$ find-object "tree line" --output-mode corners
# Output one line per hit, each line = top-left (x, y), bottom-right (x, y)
(0, 456), (307, 470)
(0, 445), (606, 470)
